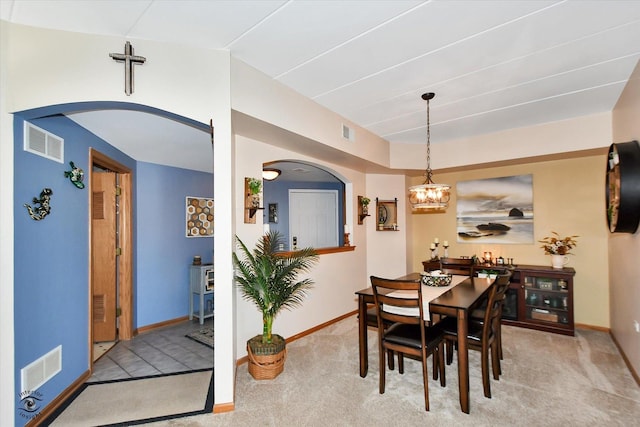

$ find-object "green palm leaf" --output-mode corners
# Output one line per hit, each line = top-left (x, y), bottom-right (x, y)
(232, 231), (319, 343)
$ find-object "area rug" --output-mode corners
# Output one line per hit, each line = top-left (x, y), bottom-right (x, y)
(186, 327), (214, 349)
(47, 369), (213, 426)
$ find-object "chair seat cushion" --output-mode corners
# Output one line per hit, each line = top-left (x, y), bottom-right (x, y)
(384, 323), (444, 351)
(436, 316), (484, 342)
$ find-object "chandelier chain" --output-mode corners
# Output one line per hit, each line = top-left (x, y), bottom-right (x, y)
(425, 95), (433, 184)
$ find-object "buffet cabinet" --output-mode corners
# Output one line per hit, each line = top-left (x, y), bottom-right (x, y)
(505, 264), (575, 336)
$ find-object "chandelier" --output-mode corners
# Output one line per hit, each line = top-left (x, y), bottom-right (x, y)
(408, 92), (450, 211)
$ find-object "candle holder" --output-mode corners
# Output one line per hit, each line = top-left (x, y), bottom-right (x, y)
(430, 242), (439, 261)
(443, 244), (449, 258)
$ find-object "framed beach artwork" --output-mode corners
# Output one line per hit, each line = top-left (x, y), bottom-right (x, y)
(186, 196), (214, 237)
(456, 174), (533, 244)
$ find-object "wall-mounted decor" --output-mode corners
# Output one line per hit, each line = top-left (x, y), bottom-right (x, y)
(606, 141), (640, 233)
(24, 188), (53, 221)
(64, 161), (85, 189)
(456, 174), (533, 244)
(268, 203), (278, 223)
(186, 196), (214, 237)
(244, 177), (263, 224)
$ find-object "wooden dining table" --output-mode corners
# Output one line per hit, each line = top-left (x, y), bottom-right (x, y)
(355, 273), (494, 414)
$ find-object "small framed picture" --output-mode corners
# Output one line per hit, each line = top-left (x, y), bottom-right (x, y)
(268, 203), (278, 223)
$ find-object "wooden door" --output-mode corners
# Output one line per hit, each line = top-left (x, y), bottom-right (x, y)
(92, 171), (117, 342)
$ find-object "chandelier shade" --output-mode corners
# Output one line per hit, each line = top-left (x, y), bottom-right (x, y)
(409, 92), (450, 211)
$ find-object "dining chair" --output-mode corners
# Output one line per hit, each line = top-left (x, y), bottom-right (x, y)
(437, 275), (504, 399)
(363, 305), (396, 370)
(370, 276), (445, 411)
(439, 257), (475, 276)
(471, 270), (512, 373)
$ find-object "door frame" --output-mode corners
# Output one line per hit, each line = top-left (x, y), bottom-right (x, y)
(89, 148), (133, 365)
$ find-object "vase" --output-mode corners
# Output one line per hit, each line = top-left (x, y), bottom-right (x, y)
(551, 254), (569, 269)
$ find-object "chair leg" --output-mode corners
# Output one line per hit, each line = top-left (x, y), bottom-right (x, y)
(421, 351), (430, 411)
(388, 350), (394, 370)
(379, 344), (386, 395)
(481, 343), (491, 398)
(438, 343), (446, 387)
(432, 351), (438, 381)
(398, 352), (404, 374)
(446, 340), (454, 365)
(491, 342), (500, 381)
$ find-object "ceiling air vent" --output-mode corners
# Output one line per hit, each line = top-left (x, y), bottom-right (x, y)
(342, 124), (355, 142)
(24, 122), (64, 163)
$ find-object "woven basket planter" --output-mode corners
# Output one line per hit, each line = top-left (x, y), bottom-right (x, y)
(247, 334), (287, 380)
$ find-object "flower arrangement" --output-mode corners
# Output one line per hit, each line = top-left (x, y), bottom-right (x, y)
(539, 232), (578, 255)
(360, 197), (370, 206)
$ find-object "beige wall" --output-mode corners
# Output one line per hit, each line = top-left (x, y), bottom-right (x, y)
(611, 60), (640, 377)
(410, 154), (610, 328)
(234, 135), (371, 356)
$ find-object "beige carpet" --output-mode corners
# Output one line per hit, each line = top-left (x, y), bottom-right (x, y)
(145, 315), (639, 427)
(50, 370), (212, 426)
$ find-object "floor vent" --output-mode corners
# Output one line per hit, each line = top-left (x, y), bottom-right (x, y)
(24, 122), (64, 163)
(21, 345), (62, 393)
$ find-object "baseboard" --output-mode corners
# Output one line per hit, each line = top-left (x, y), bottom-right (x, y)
(135, 315), (190, 335)
(213, 402), (235, 413)
(236, 311), (357, 366)
(575, 323), (610, 332)
(28, 369), (91, 427)
(610, 332), (640, 387)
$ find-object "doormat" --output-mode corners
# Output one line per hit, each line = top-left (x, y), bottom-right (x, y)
(46, 369), (213, 426)
(186, 327), (214, 349)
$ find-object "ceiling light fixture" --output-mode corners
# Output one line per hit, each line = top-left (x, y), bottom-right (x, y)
(262, 168), (281, 181)
(408, 92), (450, 211)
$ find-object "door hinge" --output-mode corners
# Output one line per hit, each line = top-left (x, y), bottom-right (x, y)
(115, 247), (122, 256)
(115, 186), (122, 196)
(116, 307), (122, 317)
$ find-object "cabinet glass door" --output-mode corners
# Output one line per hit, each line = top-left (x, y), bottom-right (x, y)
(524, 275), (569, 325)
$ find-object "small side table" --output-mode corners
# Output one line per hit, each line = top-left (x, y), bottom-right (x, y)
(189, 264), (214, 325)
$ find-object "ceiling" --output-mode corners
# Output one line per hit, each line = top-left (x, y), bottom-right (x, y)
(3, 0), (640, 175)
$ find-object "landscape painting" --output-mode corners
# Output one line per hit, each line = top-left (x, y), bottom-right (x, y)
(456, 174), (533, 244)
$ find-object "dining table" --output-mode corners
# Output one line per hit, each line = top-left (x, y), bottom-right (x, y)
(355, 273), (495, 414)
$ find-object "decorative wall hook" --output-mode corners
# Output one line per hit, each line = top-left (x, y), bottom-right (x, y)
(64, 161), (85, 189)
(24, 188), (53, 221)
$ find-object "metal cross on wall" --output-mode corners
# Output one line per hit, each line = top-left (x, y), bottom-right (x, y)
(109, 41), (146, 96)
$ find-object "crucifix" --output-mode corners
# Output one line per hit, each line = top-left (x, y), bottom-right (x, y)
(109, 41), (146, 96)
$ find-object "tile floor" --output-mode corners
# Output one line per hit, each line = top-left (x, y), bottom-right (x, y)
(88, 318), (213, 383)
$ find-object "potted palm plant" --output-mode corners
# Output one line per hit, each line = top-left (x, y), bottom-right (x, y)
(233, 230), (319, 379)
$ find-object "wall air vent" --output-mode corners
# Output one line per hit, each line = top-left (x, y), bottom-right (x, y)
(21, 345), (62, 393)
(342, 124), (355, 142)
(24, 122), (64, 163)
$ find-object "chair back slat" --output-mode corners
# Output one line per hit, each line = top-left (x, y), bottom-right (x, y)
(370, 276), (424, 327)
(440, 257), (474, 276)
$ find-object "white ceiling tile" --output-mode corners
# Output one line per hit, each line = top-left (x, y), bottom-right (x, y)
(229, 0), (422, 76)
(130, 1), (287, 49)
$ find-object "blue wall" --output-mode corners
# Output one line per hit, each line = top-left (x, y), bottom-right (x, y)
(263, 180), (344, 249)
(13, 110), (212, 425)
(136, 162), (213, 326)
